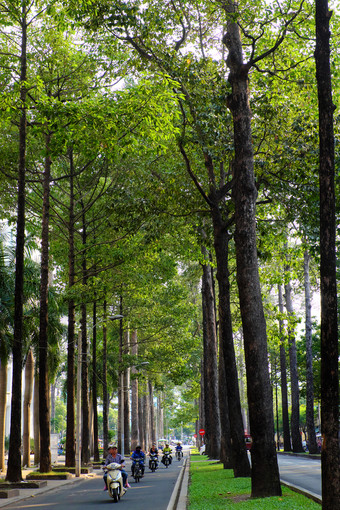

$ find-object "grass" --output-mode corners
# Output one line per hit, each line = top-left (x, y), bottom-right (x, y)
(188, 454), (321, 510)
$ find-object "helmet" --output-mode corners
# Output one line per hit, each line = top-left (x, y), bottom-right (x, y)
(108, 444), (117, 450)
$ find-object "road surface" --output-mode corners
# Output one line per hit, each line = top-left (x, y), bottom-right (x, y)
(4, 455), (185, 510)
(278, 454), (321, 498)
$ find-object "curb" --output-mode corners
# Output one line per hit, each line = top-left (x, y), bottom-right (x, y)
(280, 480), (322, 505)
(166, 456), (189, 510)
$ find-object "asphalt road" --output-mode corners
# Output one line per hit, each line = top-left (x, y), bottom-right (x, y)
(277, 454), (321, 497)
(3, 456), (185, 510)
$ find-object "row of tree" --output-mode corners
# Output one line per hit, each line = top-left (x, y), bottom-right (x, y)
(0, 0), (339, 507)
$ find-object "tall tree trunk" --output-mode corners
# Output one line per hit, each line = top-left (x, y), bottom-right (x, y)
(117, 299), (124, 454)
(33, 374), (40, 465)
(123, 330), (130, 454)
(278, 285), (291, 452)
(222, 0), (281, 497)
(39, 132), (52, 473)
(284, 273), (304, 453)
(199, 362), (205, 449)
(138, 392), (144, 450)
(102, 300), (109, 455)
(158, 394), (164, 440)
(315, 1), (340, 506)
(201, 248), (220, 459)
(0, 360), (7, 472)
(149, 381), (156, 445)
(92, 300), (100, 461)
(89, 397), (94, 455)
(209, 207), (251, 476)
(143, 391), (150, 450)
(23, 350), (34, 467)
(218, 342), (233, 469)
(6, 6), (27, 484)
(50, 383), (56, 433)
(80, 209), (90, 465)
(130, 331), (139, 451)
(66, 149), (75, 467)
(304, 250), (318, 454)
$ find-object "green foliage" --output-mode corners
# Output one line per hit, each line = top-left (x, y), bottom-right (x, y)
(51, 398), (67, 434)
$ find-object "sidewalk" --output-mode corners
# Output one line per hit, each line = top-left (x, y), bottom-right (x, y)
(0, 455), (98, 509)
(0, 472), (92, 508)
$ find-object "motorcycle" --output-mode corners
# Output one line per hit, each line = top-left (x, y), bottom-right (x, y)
(102, 462), (126, 503)
(132, 458), (143, 482)
(149, 452), (158, 472)
(176, 449), (182, 461)
(162, 451), (172, 468)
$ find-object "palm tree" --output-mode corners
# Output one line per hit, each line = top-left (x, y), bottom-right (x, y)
(0, 228), (15, 473)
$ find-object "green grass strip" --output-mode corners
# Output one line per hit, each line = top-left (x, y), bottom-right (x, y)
(188, 454), (320, 509)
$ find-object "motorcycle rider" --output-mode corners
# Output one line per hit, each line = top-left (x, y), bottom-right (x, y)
(161, 443), (172, 465)
(148, 444), (159, 469)
(131, 445), (146, 476)
(175, 442), (183, 458)
(103, 444), (130, 490)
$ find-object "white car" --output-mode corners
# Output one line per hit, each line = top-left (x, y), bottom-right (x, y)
(199, 444), (206, 455)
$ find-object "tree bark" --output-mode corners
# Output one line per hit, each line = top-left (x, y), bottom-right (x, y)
(102, 300), (109, 455)
(284, 273), (304, 453)
(23, 350), (34, 467)
(222, 0), (281, 496)
(123, 330), (130, 454)
(39, 132), (52, 473)
(304, 250), (318, 454)
(218, 342), (233, 469)
(80, 208), (90, 465)
(92, 300), (100, 461)
(142, 391), (150, 450)
(201, 248), (221, 459)
(138, 392), (144, 450)
(0, 360), (7, 472)
(315, 1), (340, 506)
(149, 381), (156, 445)
(66, 150), (75, 467)
(33, 374), (40, 465)
(209, 204), (251, 476)
(278, 285), (291, 452)
(6, 5), (27, 483)
(130, 330), (139, 451)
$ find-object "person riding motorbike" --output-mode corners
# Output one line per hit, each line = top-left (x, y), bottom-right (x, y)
(175, 442), (183, 458)
(131, 445), (146, 476)
(103, 444), (130, 490)
(161, 443), (172, 464)
(148, 444), (159, 469)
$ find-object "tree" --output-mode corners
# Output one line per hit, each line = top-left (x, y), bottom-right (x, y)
(278, 285), (291, 452)
(22, 349), (34, 467)
(4, 0), (30, 482)
(221, 0), (282, 496)
(315, 0), (340, 507)
(303, 249), (318, 454)
(201, 246), (220, 459)
(284, 266), (304, 453)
